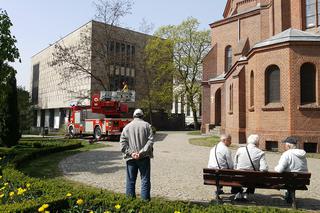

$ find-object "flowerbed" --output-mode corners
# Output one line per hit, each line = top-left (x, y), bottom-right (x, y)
(0, 171), (40, 205)
(0, 138), (300, 213)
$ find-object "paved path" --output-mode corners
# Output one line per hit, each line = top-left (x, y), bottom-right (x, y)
(59, 132), (320, 211)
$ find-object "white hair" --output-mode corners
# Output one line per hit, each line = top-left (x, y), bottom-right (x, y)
(286, 143), (297, 149)
(247, 134), (259, 145)
(220, 134), (231, 141)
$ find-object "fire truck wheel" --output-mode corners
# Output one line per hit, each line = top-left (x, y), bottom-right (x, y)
(69, 126), (75, 138)
(94, 126), (102, 141)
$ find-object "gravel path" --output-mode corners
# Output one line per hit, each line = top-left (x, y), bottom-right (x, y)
(59, 132), (320, 211)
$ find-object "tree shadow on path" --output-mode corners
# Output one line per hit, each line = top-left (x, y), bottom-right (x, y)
(154, 133), (168, 142)
(62, 150), (125, 175)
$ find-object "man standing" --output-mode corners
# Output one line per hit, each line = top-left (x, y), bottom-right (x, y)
(233, 134), (268, 200)
(274, 136), (308, 203)
(120, 109), (154, 201)
(207, 134), (233, 194)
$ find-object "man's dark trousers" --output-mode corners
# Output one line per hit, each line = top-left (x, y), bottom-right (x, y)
(126, 157), (151, 200)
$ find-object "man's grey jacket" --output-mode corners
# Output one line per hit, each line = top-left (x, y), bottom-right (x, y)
(120, 118), (154, 160)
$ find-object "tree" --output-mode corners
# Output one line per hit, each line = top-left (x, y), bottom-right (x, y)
(155, 18), (211, 129)
(0, 71), (20, 147)
(17, 87), (33, 132)
(0, 9), (20, 82)
(0, 9), (20, 147)
(51, 0), (133, 102)
(138, 37), (175, 125)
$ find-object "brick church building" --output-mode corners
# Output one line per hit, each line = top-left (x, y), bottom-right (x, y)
(202, 0), (320, 153)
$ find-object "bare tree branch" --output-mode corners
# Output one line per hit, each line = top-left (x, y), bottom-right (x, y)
(50, 0), (133, 101)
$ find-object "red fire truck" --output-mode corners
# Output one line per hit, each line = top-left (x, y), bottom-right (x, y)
(67, 93), (132, 140)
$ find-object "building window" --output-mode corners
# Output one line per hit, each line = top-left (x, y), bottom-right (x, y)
(186, 100), (190, 116)
(250, 71), (254, 107)
(305, 0), (320, 28)
(265, 65), (280, 104)
(229, 84), (233, 112)
(32, 64), (40, 105)
(304, 142), (318, 153)
(300, 63), (316, 104)
(174, 95), (179, 113)
(266, 141), (278, 152)
(225, 45), (232, 72)
(181, 95), (185, 114)
(49, 109), (54, 128)
(33, 110), (37, 126)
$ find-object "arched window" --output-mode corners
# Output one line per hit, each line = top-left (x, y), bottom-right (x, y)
(300, 63), (316, 104)
(265, 65), (280, 104)
(225, 46), (232, 72)
(250, 71), (254, 107)
(229, 84), (233, 112)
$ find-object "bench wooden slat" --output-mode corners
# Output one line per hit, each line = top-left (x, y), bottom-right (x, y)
(203, 180), (308, 190)
(203, 168), (311, 178)
(203, 174), (310, 186)
(203, 168), (311, 209)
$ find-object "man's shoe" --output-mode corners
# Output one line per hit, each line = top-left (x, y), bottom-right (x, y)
(234, 192), (243, 201)
(284, 192), (293, 204)
(243, 193), (248, 200)
(243, 193), (253, 201)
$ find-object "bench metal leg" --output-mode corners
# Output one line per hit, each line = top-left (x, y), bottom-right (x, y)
(215, 174), (222, 204)
(291, 190), (297, 209)
(215, 186), (222, 204)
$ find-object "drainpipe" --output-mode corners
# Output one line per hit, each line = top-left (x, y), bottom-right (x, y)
(271, 0), (275, 36)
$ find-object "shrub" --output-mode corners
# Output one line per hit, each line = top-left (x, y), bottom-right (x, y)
(0, 138), (300, 213)
(0, 71), (21, 148)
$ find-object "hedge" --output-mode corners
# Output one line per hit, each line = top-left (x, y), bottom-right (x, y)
(0, 139), (301, 213)
(0, 138), (82, 168)
(1, 167), (299, 213)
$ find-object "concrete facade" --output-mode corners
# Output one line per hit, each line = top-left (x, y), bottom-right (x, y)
(31, 20), (157, 130)
(171, 87), (201, 127)
(202, 0), (320, 153)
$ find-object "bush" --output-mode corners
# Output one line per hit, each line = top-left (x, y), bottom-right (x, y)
(0, 71), (20, 148)
(0, 138), (82, 169)
(0, 166), (298, 213)
(0, 138), (299, 213)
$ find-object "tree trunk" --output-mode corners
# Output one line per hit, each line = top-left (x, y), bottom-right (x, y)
(192, 107), (199, 130)
(148, 100), (153, 126)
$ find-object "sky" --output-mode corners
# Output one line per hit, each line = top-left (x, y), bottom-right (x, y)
(1, 0), (227, 89)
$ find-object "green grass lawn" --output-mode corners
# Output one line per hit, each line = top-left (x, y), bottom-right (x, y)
(19, 141), (108, 179)
(187, 130), (202, 135)
(306, 153), (320, 159)
(189, 135), (220, 147)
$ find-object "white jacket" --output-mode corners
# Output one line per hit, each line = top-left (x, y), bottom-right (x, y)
(274, 149), (308, 173)
(234, 144), (268, 171)
(208, 142), (233, 169)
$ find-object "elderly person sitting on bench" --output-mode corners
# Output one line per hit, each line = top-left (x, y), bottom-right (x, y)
(275, 136), (308, 203)
(233, 134), (268, 201)
(207, 134), (233, 195)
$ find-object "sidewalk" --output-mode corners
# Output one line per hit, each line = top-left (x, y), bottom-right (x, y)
(59, 131), (320, 211)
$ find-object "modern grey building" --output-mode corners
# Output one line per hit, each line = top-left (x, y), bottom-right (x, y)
(30, 20), (161, 130)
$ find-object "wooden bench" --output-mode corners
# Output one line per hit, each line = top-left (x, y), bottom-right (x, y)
(203, 168), (311, 209)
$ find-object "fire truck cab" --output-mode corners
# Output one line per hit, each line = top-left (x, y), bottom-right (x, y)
(67, 93), (132, 140)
